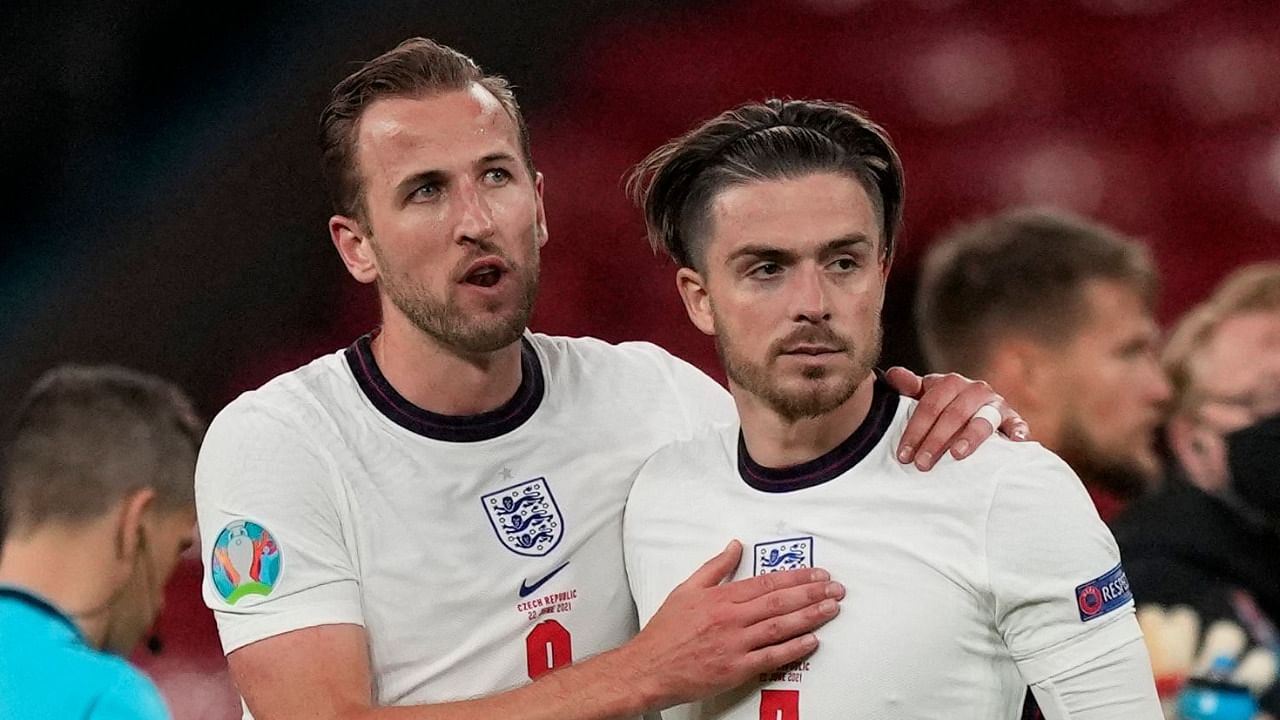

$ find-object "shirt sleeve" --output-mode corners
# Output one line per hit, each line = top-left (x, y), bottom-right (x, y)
(985, 447), (1146, 686)
(1029, 635), (1163, 719)
(655, 350), (737, 431)
(195, 395), (364, 655)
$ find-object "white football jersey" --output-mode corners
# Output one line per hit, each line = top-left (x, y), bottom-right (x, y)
(196, 331), (735, 712)
(625, 377), (1146, 720)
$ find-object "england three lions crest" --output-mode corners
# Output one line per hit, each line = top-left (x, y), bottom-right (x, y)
(482, 477), (564, 557)
(754, 536), (814, 576)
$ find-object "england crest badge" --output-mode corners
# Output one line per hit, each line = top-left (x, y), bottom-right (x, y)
(481, 477), (564, 557)
(754, 536), (814, 576)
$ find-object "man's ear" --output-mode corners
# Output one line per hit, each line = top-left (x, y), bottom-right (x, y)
(534, 171), (549, 248)
(116, 487), (156, 560)
(676, 266), (716, 336)
(1167, 412), (1221, 487)
(330, 214), (379, 284)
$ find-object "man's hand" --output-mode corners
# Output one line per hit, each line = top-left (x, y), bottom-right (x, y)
(886, 367), (1030, 471)
(623, 541), (843, 711)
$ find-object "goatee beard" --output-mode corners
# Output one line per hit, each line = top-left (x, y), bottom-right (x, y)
(718, 322), (881, 423)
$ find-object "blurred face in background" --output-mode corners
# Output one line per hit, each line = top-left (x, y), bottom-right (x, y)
(1041, 279), (1171, 494)
(1173, 310), (1280, 493)
(678, 172), (887, 422)
(333, 84), (547, 354)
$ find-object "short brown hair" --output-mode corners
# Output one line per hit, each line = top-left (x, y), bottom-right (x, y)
(627, 98), (904, 270)
(1163, 262), (1280, 415)
(916, 208), (1157, 376)
(319, 37), (532, 221)
(1, 365), (205, 537)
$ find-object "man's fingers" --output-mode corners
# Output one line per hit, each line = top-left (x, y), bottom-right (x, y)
(682, 540), (744, 590)
(896, 373), (964, 464)
(914, 381), (995, 469)
(997, 403), (1031, 441)
(884, 366), (923, 398)
(720, 567), (831, 603)
(742, 633), (821, 676)
(737, 578), (845, 626)
(950, 415), (997, 460)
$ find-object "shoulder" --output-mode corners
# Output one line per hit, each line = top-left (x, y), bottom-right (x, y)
(90, 657), (170, 719)
(216, 348), (352, 428)
(895, 394), (1074, 487)
(204, 349), (353, 450)
(628, 423), (737, 499)
(530, 333), (730, 421)
(648, 422), (736, 470)
(529, 333), (689, 379)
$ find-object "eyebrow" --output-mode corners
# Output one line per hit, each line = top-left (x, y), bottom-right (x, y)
(395, 169), (447, 199)
(393, 153), (521, 199)
(726, 233), (873, 264)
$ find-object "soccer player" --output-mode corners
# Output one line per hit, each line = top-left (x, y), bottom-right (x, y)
(623, 99), (1163, 718)
(0, 366), (204, 719)
(915, 209), (1172, 521)
(195, 39), (1025, 719)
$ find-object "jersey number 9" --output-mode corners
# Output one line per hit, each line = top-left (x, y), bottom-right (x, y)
(525, 619), (573, 680)
(760, 689), (799, 720)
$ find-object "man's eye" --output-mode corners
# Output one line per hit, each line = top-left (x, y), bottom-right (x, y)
(830, 257), (860, 271)
(410, 184), (441, 201)
(749, 262), (784, 278)
(484, 168), (512, 184)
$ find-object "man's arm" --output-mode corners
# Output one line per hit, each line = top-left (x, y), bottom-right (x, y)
(884, 367), (1030, 470)
(230, 542), (843, 720)
(1029, 636), (1162, 719)
(986, 449), (1161, 719)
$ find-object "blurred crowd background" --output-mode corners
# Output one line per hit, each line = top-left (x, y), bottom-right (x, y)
(2, 0), (1278, 718)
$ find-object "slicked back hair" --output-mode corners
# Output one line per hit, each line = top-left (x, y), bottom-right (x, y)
(915, 207), (1157, 376)
(1, 365), (204, 539)
(627, 99), (904, 270)
(320, 37), (533, 223)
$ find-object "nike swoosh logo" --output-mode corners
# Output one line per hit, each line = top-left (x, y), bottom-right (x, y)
(519, 561), (570, 598)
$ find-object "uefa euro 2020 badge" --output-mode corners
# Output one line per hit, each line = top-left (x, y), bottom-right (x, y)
(211, 520), (281, 605)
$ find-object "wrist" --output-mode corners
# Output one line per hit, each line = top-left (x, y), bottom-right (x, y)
(594, 638), (670, 715)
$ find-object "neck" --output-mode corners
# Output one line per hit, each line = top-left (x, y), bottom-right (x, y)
(0, 519), (120, 648)
(734, 372), (877, 468)
(374, 306), (524, 415)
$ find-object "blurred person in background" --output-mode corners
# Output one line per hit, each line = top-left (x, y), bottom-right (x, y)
(1113, 263), (1280, 716)
(196, 37), (1027, 720)
(916, 208), (1172, 522)
(0, 365), (204, 719)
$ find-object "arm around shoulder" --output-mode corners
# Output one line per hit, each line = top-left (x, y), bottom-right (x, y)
(229, 622), (657, 720)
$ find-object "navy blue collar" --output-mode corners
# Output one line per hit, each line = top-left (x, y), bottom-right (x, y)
(738, 373), (899, 493)
(0, 584), (85, 644)
(345, 331), (545, 443)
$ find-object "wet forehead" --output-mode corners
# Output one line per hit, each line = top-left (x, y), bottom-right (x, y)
(708, 173), (881, 254)
(355, 85), (518, 184)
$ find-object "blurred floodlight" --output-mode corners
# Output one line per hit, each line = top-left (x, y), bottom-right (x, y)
(1077, 0), (1182, 15)
(1003, 141), (1107, 214)
(908, 33), (1015, 125)
(1247, 136), (1280, 225)
(1177, 39), (1279, 124)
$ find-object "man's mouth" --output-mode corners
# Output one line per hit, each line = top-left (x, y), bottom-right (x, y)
(781, 344), (842, 356)
(462, 258), (509, 288)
